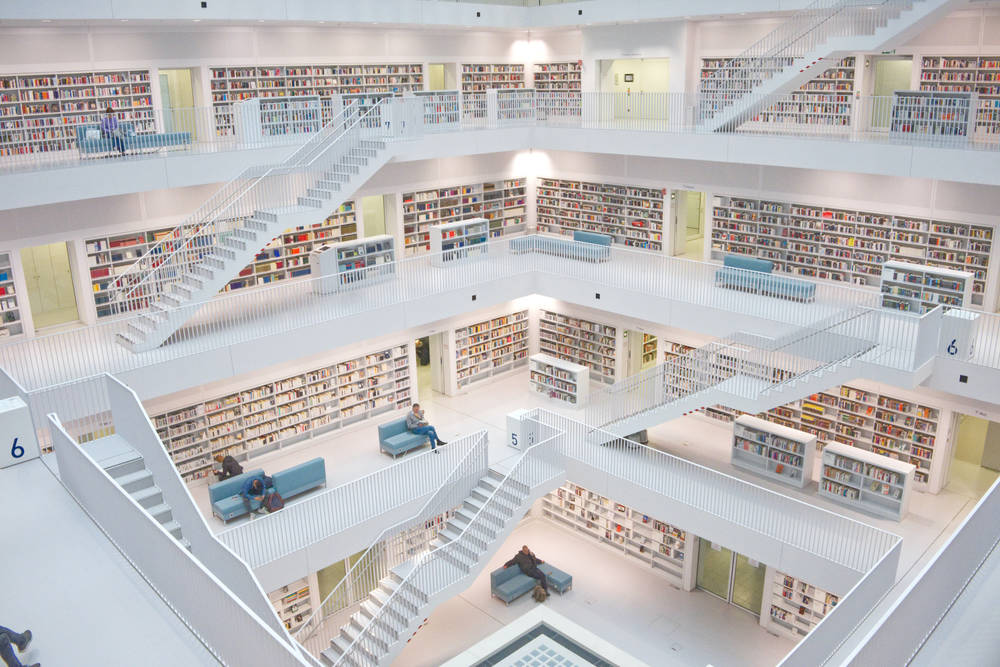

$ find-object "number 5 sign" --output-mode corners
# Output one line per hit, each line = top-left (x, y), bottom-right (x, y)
(506, 409), (538, 451)
(0, 396), (40, 469)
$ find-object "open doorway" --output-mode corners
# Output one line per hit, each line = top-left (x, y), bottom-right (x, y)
(598, 58), (670, 121)
(158, 68), (199, 138)
(20, 242), (80, 330)
(362, 194), (397, 240)
(417, 332), (449, 401)
(948, 414), (1000, 497)
(696, 538), (767, 616)
(867, 56), (912, 130)
(428, 63), (457, 91)
(625, 328), (658, 375)
(671, 189), (706, 258)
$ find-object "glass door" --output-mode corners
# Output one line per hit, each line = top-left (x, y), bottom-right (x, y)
(696, 538), (733, 600)
(732, 553), (766, 613)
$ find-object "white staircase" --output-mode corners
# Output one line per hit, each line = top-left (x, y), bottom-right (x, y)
(698, 0), (965, 132)
(83, 433), (192, 550)
(112, 103), (396, 352)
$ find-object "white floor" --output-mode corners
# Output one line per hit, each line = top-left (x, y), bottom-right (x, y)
(186, 367), (996, 663)
(1, 459), (219, 666)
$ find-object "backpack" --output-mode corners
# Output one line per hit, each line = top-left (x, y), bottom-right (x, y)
(264, 492), (285, 513)
(532, 584), (548, 602)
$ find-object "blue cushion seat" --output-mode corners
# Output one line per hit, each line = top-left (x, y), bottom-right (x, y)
(271, 457), (326, 499)
(509, 233), (611, 263)
(209, 468), (268, 521)
(75, 123), (192, 155)
(490, 562), (572, 605)
(715, 253), (816, 303)
(378, 417), (429, 458)
(208, 458), (327, 522)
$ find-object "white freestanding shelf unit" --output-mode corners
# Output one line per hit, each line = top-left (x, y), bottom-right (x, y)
(880, 260), (974, 313)
(730, 415), (816, 489)
(429, 218), (490, 267)
(529, 353), (590, 406)
(310, 234), (394, 294)
(819, 442), (915, 521)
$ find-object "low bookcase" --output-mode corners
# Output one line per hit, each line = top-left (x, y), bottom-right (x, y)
(429, 218), (490, 267)
(819, 442), (915, 521)
(529, 353), (589, 406)
(730, 415), (816, 488)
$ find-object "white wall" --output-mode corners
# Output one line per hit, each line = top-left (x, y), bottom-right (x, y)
(580, 20), (689, 93)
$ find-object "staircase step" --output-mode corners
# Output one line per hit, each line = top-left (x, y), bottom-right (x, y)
(161, 520), (183, 539)
(115, 331), (140, 350)
(488, 469), (506, 483)
(318, 173), (351, 186)
(130, 485), (164, 509)
(297, 196), (325, 208)
(219, 236), (248, 251)
(180, 272), (209, 289)
(116, 469), (155, 493)
(325, 165), (360, 177)
(232, 228), (259, 241)
(245, 219), (270, 231)
(104, 457), (146, 479)
(145, 502), (174, 525)
(319, 647), (341, 665)
(343, 156), (368, 166)
(203, 254), (227, 270)
(307, 187), (340, 200)
(336, 630), (380, 663)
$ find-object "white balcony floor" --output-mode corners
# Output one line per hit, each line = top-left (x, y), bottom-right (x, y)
(0, 458), (219, 666)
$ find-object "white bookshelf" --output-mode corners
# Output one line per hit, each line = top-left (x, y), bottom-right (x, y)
(413, 90), (460, 129)
(538, 310), (619, 384)
(880, 260), (974, 313)
(209, 63), (424, 133)
(529, 353), (590, 406)
(533, 62), (582, 93)
(269, 577), (313, 634)
(919, 55), (1000, 136)
(819, 442), (915, 520)
(311, 234), (394, 293)
(85, 203), (357, 317)
(149, 343), (413, 482)
(234, 96), (322, 142)
(0, 68), (153, 158)
(429, 218), (490, 267)
(0, 253), (24, 339)
(709, 193), (993, 305)
(761, 567), (839, 640)
(890, 90), (977, 140)
(731, 416), (816, 489)
(460, 63), (525, 93)
(537, 178), (665, 251)
(455, 310), (529, 389)
(401, 178), (526, 256)
(542, 481), (695, 589)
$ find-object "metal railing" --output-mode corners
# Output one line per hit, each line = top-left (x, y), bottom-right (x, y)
(295, 429), (489, 657)
(218, 436), (483, 569)
(0, 236), (885, 392)
(48, 412), (311, 666)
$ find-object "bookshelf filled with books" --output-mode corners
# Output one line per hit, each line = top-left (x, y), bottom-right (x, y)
(536, 178), (665, 251)
(0, 253), (23, 339)
(538, 310), (620, 384)
(761, 568), (840, 641)
(542, 481), (695, 589)
(311, 234), (394, 293)
(708, 193), (994, 306)
(880, 260), (974, 313)
(430, 218), (490, 266)
(918, 55), (1000, 135)
(453, 309), (530, 390)
(400, 178), (526, 256)
(85, 202), (357, 317)
(269, 577), (314, 634)
(529, 353), (590, 406)
(148, 343), (413, 482)
(533, 62), (582, 93)
(461, 64), (525, 120)
(731, 415), (816, 489)
(819, 442), (915, 520)
(0, 68), (153, 158)
(889, 90), (977, 140)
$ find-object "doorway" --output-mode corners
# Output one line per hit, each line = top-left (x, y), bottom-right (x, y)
(362, 195), (388, 237)
(20, 242), (80, 330)
(625, 329), (658, 375)
(415, 335), (432, 399)
(598, 58), (671, 122)
(948, 414), (1000, 497)
(672, 190), (706, 258)
(869, 57), (912, 130)
(696, 537), (767, 615)
(158, 68), (198, 137)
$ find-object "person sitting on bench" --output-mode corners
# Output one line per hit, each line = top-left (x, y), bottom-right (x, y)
(405, 403), (446, 453)
(504, 545), (548, 597)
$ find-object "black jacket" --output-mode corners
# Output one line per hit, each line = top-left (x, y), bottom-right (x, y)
(216, 455), (243, 480)
(505, 551), (541, 573)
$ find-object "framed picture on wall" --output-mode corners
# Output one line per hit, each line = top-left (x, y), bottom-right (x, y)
(624, 73), (634, 82)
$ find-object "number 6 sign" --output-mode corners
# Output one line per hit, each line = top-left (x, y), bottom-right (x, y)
(0, 396), (40, 469)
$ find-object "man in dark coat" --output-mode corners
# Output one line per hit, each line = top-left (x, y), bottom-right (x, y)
(504, 545), (548, 596)
(213, 453), (243, 481)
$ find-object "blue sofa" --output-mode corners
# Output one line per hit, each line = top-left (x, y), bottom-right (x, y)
(378, 417), (429, 458)
(271, 457), (326, 500)
(209, 468), (271, 521)
(715, 254), (816, 303)
(75, 122), (192, 156)
(491, 563), (573, 605)
(509, 231), (611, 263)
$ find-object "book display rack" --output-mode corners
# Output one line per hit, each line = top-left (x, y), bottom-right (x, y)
(538, 310), (619, 384)
(731, 415), (816, 488)
(413, 90), (460, 128)
(85, 202), (357, 317)
(269, 577), (313, 633)
(762, 568), (839, 640)
(819, 441), (915, 520)
(880, 260), (974, 313)
(919, 55), (1000, 135)
(460, 63), (525, 93)
(401, 178), (526, 256)
(890, 90), (977, 140)
(709, 194), (993, 305)
(430, 218), (490, 266)
(542, 481), (693, 587)
(0, 68), (153, 157)
(533, 62), (582, 93)
(0, 253), (23, 338)
(529, 353), (590, 406)
(149, 343), (412, 482)
(537, 178), (665, 251)
(454, 310), (529, 389)
(311, 234), (394, 293)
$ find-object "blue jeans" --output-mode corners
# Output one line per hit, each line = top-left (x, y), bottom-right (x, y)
(0, 626), (28, 667)
(411, 425), (439, 449)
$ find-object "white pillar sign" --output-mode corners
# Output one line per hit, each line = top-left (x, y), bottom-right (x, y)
(0, 396), (39, 468)
(506, 409), (538, 451)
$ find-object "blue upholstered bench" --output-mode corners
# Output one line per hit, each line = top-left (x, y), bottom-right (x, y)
(209, 469), (270, 521)
(378, 417), (429, 458)
(75, 123), (192, 156)
(491, 563), (573, 605)
(715, 254), (816, 303)
(272, 457), (326, 499)
(509, 233), (611, 262)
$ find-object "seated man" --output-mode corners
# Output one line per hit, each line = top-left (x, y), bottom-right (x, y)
(0, 625), (38, 667)
(504, 545), (548, 598)
(406, 403), (447, 453)
(239, 474), (270, 516)
(213, 453), (243, 481)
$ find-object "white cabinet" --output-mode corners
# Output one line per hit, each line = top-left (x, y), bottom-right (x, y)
(529, 353), (590, 406)
(730, 415), (816, 489)
(819, 442), (915, 521)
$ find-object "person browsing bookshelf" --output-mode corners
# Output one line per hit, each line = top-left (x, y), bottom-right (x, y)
(213, 453), (243, 481)
(405, 403), (447, 454)
(504, 545), (549, 597)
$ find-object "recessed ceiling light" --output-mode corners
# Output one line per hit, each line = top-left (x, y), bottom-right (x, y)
(193, 18), (201, 22)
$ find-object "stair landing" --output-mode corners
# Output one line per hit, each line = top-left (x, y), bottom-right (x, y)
(81, 433), (140, 470)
